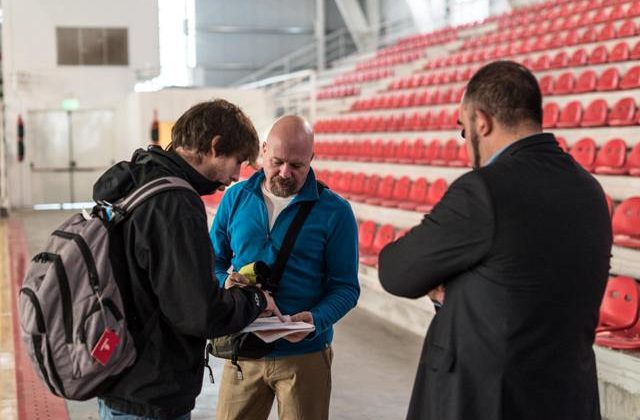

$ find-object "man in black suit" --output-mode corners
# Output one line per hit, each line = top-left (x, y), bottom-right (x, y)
(378, 61), (612, 420)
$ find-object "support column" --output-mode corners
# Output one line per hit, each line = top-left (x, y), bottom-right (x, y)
(316, 0), (326, 71)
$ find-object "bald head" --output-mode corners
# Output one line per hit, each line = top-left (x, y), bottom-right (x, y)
(262, 115), (315, 197)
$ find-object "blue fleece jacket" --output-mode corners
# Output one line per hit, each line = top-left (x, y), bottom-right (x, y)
(210, 169), (360, 356)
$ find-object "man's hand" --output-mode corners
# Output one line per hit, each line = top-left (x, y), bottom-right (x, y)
(260, 290), (286, 322)
(224, 272), (252, 289)
(428, 285), (445, 303)
(283, 311), (314, 343)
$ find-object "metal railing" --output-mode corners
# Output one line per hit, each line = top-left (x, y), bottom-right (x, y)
(232, 17), (414, 86)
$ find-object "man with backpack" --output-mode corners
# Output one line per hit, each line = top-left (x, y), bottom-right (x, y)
(210, 115), (360, 420)
(92, 99), (279, 419)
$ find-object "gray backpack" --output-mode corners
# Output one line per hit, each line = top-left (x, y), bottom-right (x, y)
(18, 176), (196, 400)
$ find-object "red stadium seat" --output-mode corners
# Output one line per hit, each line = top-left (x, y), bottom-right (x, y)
(539, 74), (555, 95)
(336, 171), (354, 195)
(626, 143), (640, 176)
(381, 176), (412, 207)
(580, 27), (597, 44)
(629, 2), (640, 17)
(633, 41), (640, 60)
(570, 48), (588, 66)
(564, 30), (580, 46)
(557, 101), (583, 128)
(532, 54), (550, 71)
(581, 99), (608, 127)
(365, 175), (395, 206)
(588, 45), (608, 65)
(596, 312), (640, 350)
(398, 177), (429, 211)
(596, 67), (620, 91)
(556, 136), (568, 152)
(352, 174), (380, 201)
(609, 42), (630, 62)
(569, 137), (597, 171)
(417, 139), (443, 164)
(543, 102), (560, 128)
(550, 51), (570, 69)
(594, 138), (628, 175)
(621, 66), (640, 90)
(416, 178), (448, 213)
(608, 4), (625, 21)
(554, 72), (575, 94)
(619, 20), (638, 38)
(597, 23), (617, 41)
(596, 276), (640, 333)
(609, 97), (637, 126)
(574, 69), (597, 93)
(432, 139), (459, 166)
(346, 173), (367, 199)
(612, 197), (640, 249)
(358, 220), (377, 255)
(449, 143), (470, 167)
(359, 224), (396, 266)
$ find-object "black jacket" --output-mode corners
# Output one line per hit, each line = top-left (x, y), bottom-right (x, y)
(94, 147), (267, 418)
(379, 133), (612, 420)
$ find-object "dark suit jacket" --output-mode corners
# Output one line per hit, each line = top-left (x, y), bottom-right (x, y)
(379, 133), (612, 420)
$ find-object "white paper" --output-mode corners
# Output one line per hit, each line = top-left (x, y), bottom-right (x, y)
(241, 316), (315, 343)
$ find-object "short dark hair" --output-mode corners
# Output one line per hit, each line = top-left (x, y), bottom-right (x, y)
(170, 99), (259, 164)
(464, 61), (542, 128)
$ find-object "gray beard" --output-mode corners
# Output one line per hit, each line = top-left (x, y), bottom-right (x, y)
(269, 176), (297, 197)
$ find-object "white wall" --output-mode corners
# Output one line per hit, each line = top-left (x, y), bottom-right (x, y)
(118, 88), (276, 163)
(2, 0), (160, 207)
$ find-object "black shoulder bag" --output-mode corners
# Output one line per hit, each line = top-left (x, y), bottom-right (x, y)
(205, 182), (326, 381)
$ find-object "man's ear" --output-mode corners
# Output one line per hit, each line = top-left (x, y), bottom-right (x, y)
(262, 141), (268, 156)
(475, 109), (493, 137)
(210, 135), (222, 157)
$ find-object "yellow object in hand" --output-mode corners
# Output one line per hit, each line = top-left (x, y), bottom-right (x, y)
(238, 262), (259, 285)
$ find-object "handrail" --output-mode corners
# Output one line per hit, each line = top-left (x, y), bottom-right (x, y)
(232, 17), (413, 86)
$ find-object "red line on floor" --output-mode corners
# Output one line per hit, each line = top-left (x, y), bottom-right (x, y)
(8, 218), (69, 420)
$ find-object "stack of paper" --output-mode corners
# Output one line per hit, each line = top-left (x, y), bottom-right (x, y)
(242, 316), (315, 343)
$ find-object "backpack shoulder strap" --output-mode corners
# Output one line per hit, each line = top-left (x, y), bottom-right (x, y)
(112, 176), (198, 221)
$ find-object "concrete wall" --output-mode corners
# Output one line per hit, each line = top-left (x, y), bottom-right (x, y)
(2, 0), (160, 207)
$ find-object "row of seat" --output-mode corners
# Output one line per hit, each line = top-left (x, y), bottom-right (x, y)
(314, 108), (459, 133)
(495, 0), (635, 30)
(423, 33), (640, 73)
(556, 137), (640, 175)
(317, 86), (359, 100)
(539, 66), (640, 95)
(391, 42), (639, 92)
(332, 68), (393, 87)
(425, 25), (639, 74)
(357, 220), (408, 267)
(596, 275), (640, 349)
(314, 138), (469, 167)
(465, 2), (640, 50)
(543, 97), (640, 128)
(351, 86), (465, 110)
(355, 51), (422, 71)
(317, 170), (449, 214)
(377, 29), (458, 58)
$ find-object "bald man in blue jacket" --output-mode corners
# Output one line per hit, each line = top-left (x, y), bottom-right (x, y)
(210, 115), (360, 420)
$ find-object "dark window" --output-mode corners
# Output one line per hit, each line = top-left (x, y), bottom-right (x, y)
(56, 27), (128, 66)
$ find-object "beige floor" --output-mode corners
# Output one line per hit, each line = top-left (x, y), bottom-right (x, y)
(0, 219), (17, 420)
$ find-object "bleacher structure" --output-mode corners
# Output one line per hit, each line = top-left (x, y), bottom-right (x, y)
(202, 0), (640, 416)
(311, 0), (640, 416)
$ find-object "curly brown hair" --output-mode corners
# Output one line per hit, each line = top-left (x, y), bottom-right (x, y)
(169, 99), (259, 165)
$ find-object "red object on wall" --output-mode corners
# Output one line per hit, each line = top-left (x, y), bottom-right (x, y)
(17, 115), (24, 162)
(150, 110), (159, 144)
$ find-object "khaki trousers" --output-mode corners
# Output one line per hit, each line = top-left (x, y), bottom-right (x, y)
(216, 347), (333, 420)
